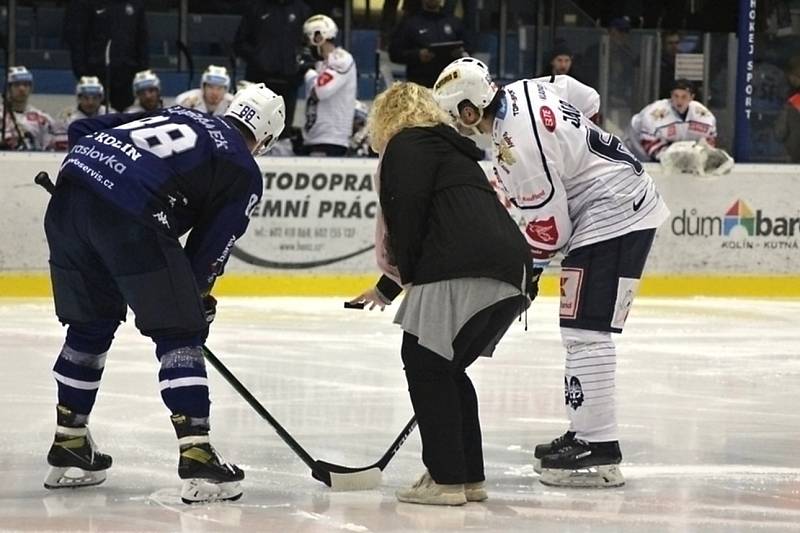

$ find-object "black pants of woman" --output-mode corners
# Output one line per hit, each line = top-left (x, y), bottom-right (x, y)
(401, 294), (527, 485)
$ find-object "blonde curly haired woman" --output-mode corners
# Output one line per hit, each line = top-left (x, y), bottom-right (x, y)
(349, 82), (534, 505)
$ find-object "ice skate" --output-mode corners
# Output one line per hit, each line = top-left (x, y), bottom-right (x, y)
(533, 430), (575, 474)
(172, 414), (244, 504)
(464, 481), (488, 502)
(44, 405), (112, 489)
(396, 471), (467, 506)
(539, 439), (625, 488)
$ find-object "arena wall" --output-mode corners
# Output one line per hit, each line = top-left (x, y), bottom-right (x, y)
(2, 153), (798, 297)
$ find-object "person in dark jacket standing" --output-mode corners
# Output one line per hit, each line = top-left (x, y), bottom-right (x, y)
(349, 82), (533, 505)
(235, 0), (311, 132)
(388, 0), (467, 88)
(63, 0), (148, 112)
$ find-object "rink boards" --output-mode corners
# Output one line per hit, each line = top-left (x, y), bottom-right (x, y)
(2, 152), (799, 297)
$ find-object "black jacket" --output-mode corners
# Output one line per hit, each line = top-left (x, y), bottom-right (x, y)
(377, 125), (531, 299)
(388, 10), (466, 88)
(64, 0), (148, 77)
(234, 0), (311, 80)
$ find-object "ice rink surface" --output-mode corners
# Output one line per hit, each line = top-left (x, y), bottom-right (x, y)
(1, 296), (799, 532)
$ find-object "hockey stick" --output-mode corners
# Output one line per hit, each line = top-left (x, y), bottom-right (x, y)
(33, 170), (417, 490)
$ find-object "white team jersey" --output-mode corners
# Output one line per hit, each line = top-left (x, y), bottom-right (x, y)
(0, 103), (56, 151)
(493, 79), (669, 265)
(303, 47), (357, 148)
(52, 105), (108, 150)
(532, 74), (600, 119)
(174, 88), (233, 116)
(631, 99), (717, 160)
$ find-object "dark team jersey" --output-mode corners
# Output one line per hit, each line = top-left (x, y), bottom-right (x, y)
(60, 106), (262, 294)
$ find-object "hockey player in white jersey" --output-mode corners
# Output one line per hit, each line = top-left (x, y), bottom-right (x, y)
(300, 14), (357, 156)
(125, 69), (163, 113)
(434, 58), (670, 488)
(53, 76), (107, 150)
(630, 78), (717, 161)
(0, 66), (57, 151)
(175, 65), (234, 116)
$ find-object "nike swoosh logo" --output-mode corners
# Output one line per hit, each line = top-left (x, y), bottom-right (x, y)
(95, 8), (106, 14)
(633, 191), (646, 211)
(261, 13), (270, 19)
(419, 29), (428, 34)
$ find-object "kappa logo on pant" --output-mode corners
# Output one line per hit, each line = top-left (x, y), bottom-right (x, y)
(564, 376), (584, 410)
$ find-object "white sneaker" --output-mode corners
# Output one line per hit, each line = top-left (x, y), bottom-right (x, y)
(396, 471), (467, 506)
(464, 481), (488, 502)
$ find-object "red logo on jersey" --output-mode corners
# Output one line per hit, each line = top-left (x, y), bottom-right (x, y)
(540, 106), (556, 132)
(689, 121), (710, 133)
(317, 72), (334, 87)
(525, 216), (558, 246)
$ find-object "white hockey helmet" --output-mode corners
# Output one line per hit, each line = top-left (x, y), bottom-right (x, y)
(201, 65), (230, 89)
(433, 57), (497, 126)
(76, 76), (104, 97)
(303, 14), (338, 46)
(132, 69), (161, 94)
(225, 83), (286, 155)
(236, 79), (255, 93)
(7, 65), (33, 85)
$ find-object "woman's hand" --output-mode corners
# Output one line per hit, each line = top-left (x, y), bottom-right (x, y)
(348, 287), (389, 311)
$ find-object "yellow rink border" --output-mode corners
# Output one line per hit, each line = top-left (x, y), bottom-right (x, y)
(1, 273), (799, 298)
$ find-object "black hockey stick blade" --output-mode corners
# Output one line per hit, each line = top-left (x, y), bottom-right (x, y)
(34, 171), (55, 194)
(311, 415), (417, 491)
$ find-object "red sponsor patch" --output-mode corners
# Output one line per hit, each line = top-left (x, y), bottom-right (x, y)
(688, 121), (710, 133)
(317, 72), (334, 86)
(525, 216), (558, 246)
(540, 106), (556, 132)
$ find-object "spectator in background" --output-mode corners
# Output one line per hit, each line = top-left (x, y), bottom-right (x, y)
(0, 66), (57, 151)
(607, 17), (638, 106)
(175, 65), (234, 116)
(659, 31), (681, 99)
(125, 69), (162, 113)
(539, 41), (577, 79)
(234, 0), (311, 131)
(629, 79), (717, 161)
(63, 0), (148, 112)
(53, 76), (107, 150)
(299, 14), (357, 156)
(389, 0), (468, 88)
(775, 56), (800, 162)
(380, 0), (421, 47)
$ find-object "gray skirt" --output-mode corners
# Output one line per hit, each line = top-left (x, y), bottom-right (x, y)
(393, 277), (526, 361)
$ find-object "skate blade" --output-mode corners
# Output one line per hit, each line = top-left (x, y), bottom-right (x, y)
(533, 458), (542, 475)
(539, 464), (625, 488)
(181, 479), (243, 504)
(44, 466), (107, 489)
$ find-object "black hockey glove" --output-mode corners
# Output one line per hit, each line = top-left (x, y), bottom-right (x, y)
(203, 294), (217, 324)
(529, 267), (543, 301)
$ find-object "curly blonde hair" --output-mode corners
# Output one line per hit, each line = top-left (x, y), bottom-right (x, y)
(367, 82), (453, 154)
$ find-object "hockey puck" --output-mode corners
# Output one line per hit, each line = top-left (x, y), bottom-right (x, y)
(343, 301), (366, 309)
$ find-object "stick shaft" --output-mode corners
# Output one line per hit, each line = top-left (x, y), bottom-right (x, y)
(201, 346), (327, 478)
(376, 416), (417, 470)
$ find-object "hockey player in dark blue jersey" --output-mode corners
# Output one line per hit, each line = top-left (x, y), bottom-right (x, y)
(42, 83), (285, 504)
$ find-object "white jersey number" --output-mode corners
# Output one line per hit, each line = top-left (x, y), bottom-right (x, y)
(115, 115), (198, 159)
